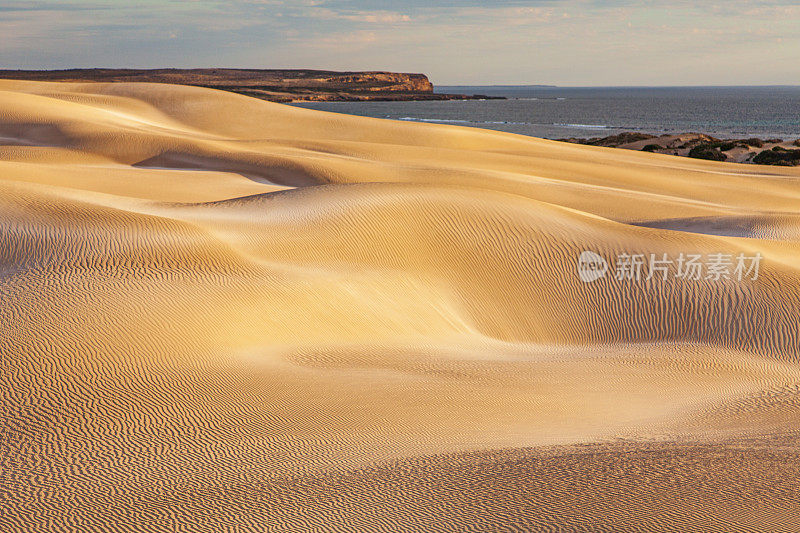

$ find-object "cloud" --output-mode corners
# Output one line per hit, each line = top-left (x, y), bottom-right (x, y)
(1, 0), (798, 85)
(340, 11), (411, 23)
(0, 1), (110, 12)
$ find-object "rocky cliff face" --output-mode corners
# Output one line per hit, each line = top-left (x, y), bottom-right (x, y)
(328, 72), (434, 92)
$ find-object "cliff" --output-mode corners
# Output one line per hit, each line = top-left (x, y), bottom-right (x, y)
(0, 68), (490, 102)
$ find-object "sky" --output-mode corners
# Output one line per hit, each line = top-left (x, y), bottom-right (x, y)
(1, 0), (799, 86)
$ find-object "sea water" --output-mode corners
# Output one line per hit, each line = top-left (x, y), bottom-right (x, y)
(292, 86), (800, 141)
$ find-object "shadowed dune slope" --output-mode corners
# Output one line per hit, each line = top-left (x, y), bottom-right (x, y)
(2, 80), (800, 531)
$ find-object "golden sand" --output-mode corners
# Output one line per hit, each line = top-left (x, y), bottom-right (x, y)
(2, 80), (799, 531)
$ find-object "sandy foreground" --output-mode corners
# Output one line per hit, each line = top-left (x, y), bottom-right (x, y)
(1, 79), (800, 531)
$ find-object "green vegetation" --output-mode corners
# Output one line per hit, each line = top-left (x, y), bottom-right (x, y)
(585, 132), (656, 147)
(683, 141), (735, 151)
(641, 144), (662, 152)
(701, 141), (737, 151)
(752, 147), (800, 166)
(742, 138), (764, 148)
(688, 145), (727, 161)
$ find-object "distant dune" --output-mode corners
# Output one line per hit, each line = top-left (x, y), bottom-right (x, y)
(1, 79), (800, 531)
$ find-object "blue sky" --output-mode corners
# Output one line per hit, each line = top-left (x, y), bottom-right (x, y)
(1, 0), (799, 85)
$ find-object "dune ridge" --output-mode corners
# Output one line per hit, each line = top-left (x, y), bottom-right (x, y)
(2, 79), (800, 531)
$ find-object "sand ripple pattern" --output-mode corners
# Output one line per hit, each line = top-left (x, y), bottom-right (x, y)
(2, 79), (800, 531)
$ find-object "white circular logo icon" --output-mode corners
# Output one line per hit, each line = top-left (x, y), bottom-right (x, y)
(578, 250), (608, 283)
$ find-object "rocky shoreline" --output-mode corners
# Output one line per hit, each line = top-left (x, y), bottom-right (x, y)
(0, 68), (504, 103)
(560, 132), (800, 166)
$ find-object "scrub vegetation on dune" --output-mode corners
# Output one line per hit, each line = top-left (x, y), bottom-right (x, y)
(567, 132), (800, 166)
(2, 79), (800, 531)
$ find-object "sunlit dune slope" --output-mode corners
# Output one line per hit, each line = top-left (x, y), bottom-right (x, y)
(2, 80), (800, 531)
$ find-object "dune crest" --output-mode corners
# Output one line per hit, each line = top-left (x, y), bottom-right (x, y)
(2, 80), (800, 530)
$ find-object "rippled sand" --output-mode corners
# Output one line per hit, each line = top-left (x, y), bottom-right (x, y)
(2, 79), (800, 531)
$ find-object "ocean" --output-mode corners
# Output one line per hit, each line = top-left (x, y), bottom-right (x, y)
(291, 86), (800, 141)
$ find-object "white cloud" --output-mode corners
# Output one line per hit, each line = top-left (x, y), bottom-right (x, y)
(1, 0), (798, 84)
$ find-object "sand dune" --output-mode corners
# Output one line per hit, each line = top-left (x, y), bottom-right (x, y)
(2, 79), (800, 531)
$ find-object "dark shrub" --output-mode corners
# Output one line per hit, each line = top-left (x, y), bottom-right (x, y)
(765, 138), (783, 144)
(743, 138), (764, 148)
(793, 139), (800, 147)
(587, 132), (656, 147)
(706, 141), (736, 151)
(688, 144), (727, 161)
(752, 148), (800, 166)
(641, 144), (661, 152)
